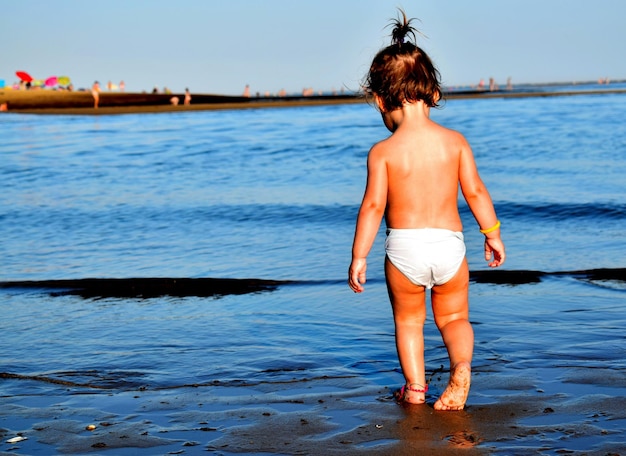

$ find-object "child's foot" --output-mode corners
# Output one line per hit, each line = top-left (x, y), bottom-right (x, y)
(396, 383), (428, 404)
(434, 361), (471, 411)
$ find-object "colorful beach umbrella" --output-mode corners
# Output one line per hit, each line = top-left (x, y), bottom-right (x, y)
(45, 76), (58, 87)
(16, 71), (33, 82)
(32, 79), (44, 88)
(57, 76), (71, 86)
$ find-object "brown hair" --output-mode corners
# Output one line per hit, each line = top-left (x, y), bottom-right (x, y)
(364, 10), (442, 111)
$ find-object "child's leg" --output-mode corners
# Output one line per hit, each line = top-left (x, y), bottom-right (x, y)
(431, 259), (473, 410)
(385, 259), (427, 404)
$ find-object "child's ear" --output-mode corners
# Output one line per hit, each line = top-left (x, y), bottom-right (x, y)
(373, 94), (385, 112)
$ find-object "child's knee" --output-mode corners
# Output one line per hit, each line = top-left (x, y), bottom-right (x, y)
(393, 307), (426, 327)
(434, 314), (470, 332)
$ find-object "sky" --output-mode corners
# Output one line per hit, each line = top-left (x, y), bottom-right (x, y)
(2, 0), (626, 95)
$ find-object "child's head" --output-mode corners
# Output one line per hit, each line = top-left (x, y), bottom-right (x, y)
(364, 11), (442, 112)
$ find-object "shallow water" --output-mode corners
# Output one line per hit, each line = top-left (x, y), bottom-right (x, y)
(1, 85), (625, 453)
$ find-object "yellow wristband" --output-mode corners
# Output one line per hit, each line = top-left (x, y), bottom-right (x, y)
(479, 220), (501, 234)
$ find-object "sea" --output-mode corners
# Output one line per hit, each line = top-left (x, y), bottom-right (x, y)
(1, 83), (625, 454)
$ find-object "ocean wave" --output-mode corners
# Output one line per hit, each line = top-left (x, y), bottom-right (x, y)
(493, 201), (626, 220)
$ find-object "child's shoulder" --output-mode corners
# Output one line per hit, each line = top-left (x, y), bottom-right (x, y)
(431, 121), (471, 147)
(431, 119), (464, 137)
(366, 135), (398, 164)
(368, 137), (391, 155)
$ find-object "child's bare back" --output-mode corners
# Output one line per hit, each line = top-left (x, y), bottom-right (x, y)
(373, 103), (472, 232)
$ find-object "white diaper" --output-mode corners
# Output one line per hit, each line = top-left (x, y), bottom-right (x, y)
(385, 228), (466, 288)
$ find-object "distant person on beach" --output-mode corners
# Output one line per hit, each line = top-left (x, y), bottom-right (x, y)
(506, 77), (513, 91)
(489, 77), (498, 91)
(243, 84), (250, 97)
(119, 80), (125, 92)
(184, 88), (191, 105)
(348, 11), (505, 411)
(91, 81), (101, 108)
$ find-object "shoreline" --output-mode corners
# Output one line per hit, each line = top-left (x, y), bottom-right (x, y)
(2, 88), (626, 115)
(2, 369), (625, 455)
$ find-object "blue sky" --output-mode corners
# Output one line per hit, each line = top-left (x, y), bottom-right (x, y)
(2, 0), (625, 95)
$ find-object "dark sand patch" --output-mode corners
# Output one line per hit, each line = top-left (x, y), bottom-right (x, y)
(1, 267), (623, 298)
(0, 277), (288, 299)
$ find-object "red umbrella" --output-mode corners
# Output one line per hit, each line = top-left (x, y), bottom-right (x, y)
(16, 71), (33, 82)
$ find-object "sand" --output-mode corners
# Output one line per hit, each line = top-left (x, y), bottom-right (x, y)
(2, 367), (626, 454)
(2, 87), (626, 115)
(0, 90), (365, 115)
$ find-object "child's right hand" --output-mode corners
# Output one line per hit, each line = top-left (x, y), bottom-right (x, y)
(348, 258), (367, 293)
(484, 237), (505, 267)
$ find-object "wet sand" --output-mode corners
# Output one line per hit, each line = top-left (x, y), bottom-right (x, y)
(2, 370), (625, 455)
(2, 270), (626, 454)
(2, 271), (625, 452)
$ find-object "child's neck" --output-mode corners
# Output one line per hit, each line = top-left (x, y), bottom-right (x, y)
(382, 100), (430, 132)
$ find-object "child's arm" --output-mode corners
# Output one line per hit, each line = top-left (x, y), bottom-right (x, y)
(458, 140), (506, 268)
(349, 145), (388, 292)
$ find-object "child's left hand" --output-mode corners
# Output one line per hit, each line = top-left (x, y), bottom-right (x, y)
(484, 237), (506, 267)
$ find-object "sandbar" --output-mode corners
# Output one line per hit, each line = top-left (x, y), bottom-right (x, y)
(2, 87), (626, 115)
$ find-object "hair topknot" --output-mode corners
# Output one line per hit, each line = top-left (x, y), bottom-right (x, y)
(390, 9), (417, 46)
(364, 9), (442, 111)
